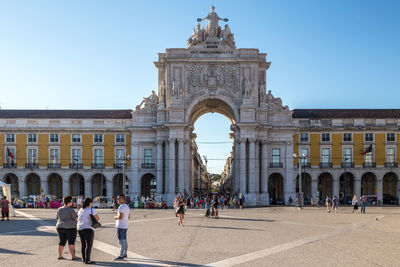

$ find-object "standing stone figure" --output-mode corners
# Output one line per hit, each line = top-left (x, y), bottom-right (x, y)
(172, 79), (180, 99)
(197, 6), (228, 38)
(242, 79), (251, 99)
(159, 80), (166, 102)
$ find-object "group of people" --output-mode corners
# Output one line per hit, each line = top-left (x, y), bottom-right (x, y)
(324, 194), (368, 214)
(55, 194), (130, 264)
(184, 193), (246, 210)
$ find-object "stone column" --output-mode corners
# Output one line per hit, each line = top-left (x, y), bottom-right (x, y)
(106, 180), (112, 199)
(18, 180), (25, 198)
(131, 142), (140, 196)
(178, 139), (185, 194)
(260, 140), (269, 205)
(234, 140), (240, 193)
(156, 141), (163, 195)
(62, 178), (69, 197)
(248, 139), (255, 193)
(376, 179), (383, 205)
(397, 176), (400, 201)
(41, 180), (48, 195)
(168, 138), (176, 195)
(354, 178), (361, 199)
(333, 177), (340, 198)
(184, 139), (191, 194)
(239, 139), (247, 195)
(311, 178), (318, 201)
(84, 179), (90, 198)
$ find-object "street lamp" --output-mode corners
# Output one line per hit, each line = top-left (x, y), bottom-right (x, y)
(293, 153), (307, 208)
(121, 155), (131, 196)
(343, 157), (349, 205)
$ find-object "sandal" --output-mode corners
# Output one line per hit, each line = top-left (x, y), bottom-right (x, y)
(57, 257), (65, 260)
(72, 257), (82, 261)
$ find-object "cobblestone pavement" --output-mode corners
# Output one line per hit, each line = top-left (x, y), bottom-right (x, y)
(0, 206), (399, 266)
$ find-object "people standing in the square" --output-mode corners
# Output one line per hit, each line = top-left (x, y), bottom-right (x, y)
(177, 196), (185, 226)
(1, 196), (10, 221)
(325, 196), (331, 213)
(77, 198), (99, 264)
(360, 195), (367, 213)
(352, 195), (358, 213)
(114, 194), (130, 260)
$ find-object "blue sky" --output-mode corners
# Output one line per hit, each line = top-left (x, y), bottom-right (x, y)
(0, 0), (399, 172)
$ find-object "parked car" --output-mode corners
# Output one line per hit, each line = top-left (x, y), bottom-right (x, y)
(92, 196), (113, 208)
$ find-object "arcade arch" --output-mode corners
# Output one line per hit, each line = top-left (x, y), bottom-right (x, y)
(361, 172), (376, 196)
(91, 173), (106, 198)
(26, 173), (41, 195)
(383, 172), (397, 204)
(70, 173), (84, 197)
(339, 172), (354, 204)
(113, 173), (126, 196)
(296, 173), (312, 203)
(268, 173), (284, 205)
(141, 173), (156, 198)
(318, 172), (332, 200)
(48, 173), (62, 198)
(3, 173), (19, 198)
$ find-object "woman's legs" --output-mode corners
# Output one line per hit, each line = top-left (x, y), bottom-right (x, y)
(78, 230), (87, 262)
(179, 214), (184, 226)
(58, 246), (64, 258)
(78, 229), (94, 262)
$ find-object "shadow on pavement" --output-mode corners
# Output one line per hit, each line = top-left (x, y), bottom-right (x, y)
(0, 248), (33, 255)
(92, 258), (206, 267)
(187, 225), (264, 231)
(218, 216), (275, 222)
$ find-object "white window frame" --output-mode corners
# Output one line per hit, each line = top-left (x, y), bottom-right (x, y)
(49, 133), (59, 143)
(71, 134), (81, 143)
(299, 133), (309, 142)
(27, 147), (38, 163)
(321, 133), (331, 142)
(386, 147), (396, 163)
(49, 147), (60, 164)
(93, 134), (103, 143)
(272, 148), (280, 164)
(115, 134), (125, 143)
(299, 147), (309, 164)
(364, 133), (374, 142)
(93, 148), (104, 164)
(27, 133), (37, 143)
(144, 148), (153, 164)
(5, 133), (15, 143)
(321, 147), (331, 163)
(387, 133), (396, 142)
(71, 148), (82, 164)
(5, 147), (16, 164)
(343, 133), (352, 142)
(363, 145), (374, 163)
(342, 147), (353, 163)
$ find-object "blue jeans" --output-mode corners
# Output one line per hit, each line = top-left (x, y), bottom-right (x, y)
(361, 203), (366, 213)
(117, 228), (128, 257)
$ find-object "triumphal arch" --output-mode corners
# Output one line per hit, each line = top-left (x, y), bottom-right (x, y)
(131, 7), (295, 206)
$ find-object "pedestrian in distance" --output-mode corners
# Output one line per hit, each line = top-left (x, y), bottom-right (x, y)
(114, 194), (130, 261)
(325, 196), (331, 213)
(212, 195), (219, 218)
(56, 196), (80, 261)
(77, 198), (99, 264)
(1, 196), (10, 221)
(239, 194), (245, 209)
(352, 195), (358, 213)
(177, 196), (185, 226)
(332, 196), (338, 213)
(360, 195), (367, 214)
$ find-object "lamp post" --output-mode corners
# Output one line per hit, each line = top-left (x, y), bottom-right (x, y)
(294, 153), (307, 208)
(122, 155), (131, 196)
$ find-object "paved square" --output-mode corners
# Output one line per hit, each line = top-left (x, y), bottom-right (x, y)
(0, 206), (399, 266)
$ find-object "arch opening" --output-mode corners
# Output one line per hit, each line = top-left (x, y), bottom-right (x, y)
(3, 173), (19, 198)
(296, 173), (312, 204)
(113, 173), (124, 196)
(70, 173), (84, 197)
(361, 172), (376, 196)
(91, 173), (106, 198)
(339, 172), (354, 204)
(268, 173), (284, 205)
(383, 172), (398, 204)
(26, 173), (41, 196)
(141, 173), (156, 198)
(318, 172), (333, 202)
(48, 173), (62, 198)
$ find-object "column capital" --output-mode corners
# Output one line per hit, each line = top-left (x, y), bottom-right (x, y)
(248, 138), (256, 143)
(168, 138), (176, 143)
(261, 139), (268, 145)
(156, 140), (164, 145)
(239, 138), (247, 143)
(177, 138), (185, 143)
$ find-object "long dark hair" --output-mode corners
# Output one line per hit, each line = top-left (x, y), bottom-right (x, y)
(82, 198), (92, 209)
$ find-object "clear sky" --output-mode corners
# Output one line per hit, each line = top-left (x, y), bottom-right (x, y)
(1, 0), (399, 172)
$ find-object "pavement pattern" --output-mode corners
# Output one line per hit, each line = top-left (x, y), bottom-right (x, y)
(0, 206), (399, 267)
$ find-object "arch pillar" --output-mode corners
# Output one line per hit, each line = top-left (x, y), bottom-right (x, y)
(131, 142), (140, 196)
(397, 175), (400, 201)
(106, 179), (112, 199)
(19, 178), (25, 198)
(239, 139), (246, 195)
(84, 178), (90, 198)
(354, 176), (361, 199)
(41, 179), (48, 195)
(62, 177), (69, 197)
(178, 138), (185, 194)
(156, 141), (163, 195)
(260, 140), (269, 205)
(168, 138), (176, 201)
(332, 177), (339, 199)
(311, 178), (318, 200)
(247, 138), (256, 204)
(376, 178), (383, 205)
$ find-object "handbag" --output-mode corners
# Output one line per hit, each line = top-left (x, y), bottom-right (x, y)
(90, 208), (101, 228)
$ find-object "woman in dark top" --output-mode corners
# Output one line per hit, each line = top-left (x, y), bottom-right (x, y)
(176, 196), (185, 226)
(56, 196), (80, 260)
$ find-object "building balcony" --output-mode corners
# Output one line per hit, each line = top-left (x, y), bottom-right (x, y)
(113, 163), (127, 169)
(363, 162), (376, 168)
(48, 163), (61, 169)
(91, 163), (105, 169)
(69, 163), (83, 169)
(25, 163), (39, 169)
(141, 162), (156, 169)
(385, 162), (398, 168)
(319, 162), (332, 168)
(3, 163), (17, 168)
(341, 162), (354, 168)
(269, 162), (283, 168)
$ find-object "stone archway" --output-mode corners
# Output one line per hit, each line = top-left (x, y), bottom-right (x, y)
(113, 173), (123, 196)
(339, 172), (354, 204)
(296, 173), (312, 204)
(48, 173), (62, 198)
(268, 173), (284, 205)
(69, 173), (84, 196)
(361, 172), (376, 196)
(318, 172), (333, 201)
(383, 172), (398, 204)
(141, 173), (156, 198)
(3, 173), (19, 198)
(91, 173), (106, 198)
(26, 173), (41, 195)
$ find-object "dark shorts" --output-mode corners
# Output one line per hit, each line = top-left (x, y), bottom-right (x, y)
(177, 206), (185, 214)
(57, 228), (77, 246)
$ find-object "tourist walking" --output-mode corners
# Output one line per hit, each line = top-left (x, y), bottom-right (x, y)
(332, 196), (338, 213)
(360, 195), (367, 213)
(1, 196), (10, 221)
(352, 195), (358, 213)
(114, 194), (130, 260)
(239, 194), (245, 209)
(77, 198), (99, 264)
(56, 196), (80, 261)
(212, 195), (219, 218)
(325, 196), (331, 213)
(177, 196), (185, 226)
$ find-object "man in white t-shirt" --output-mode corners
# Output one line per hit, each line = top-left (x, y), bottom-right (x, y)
(114, 194), (130, 260)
